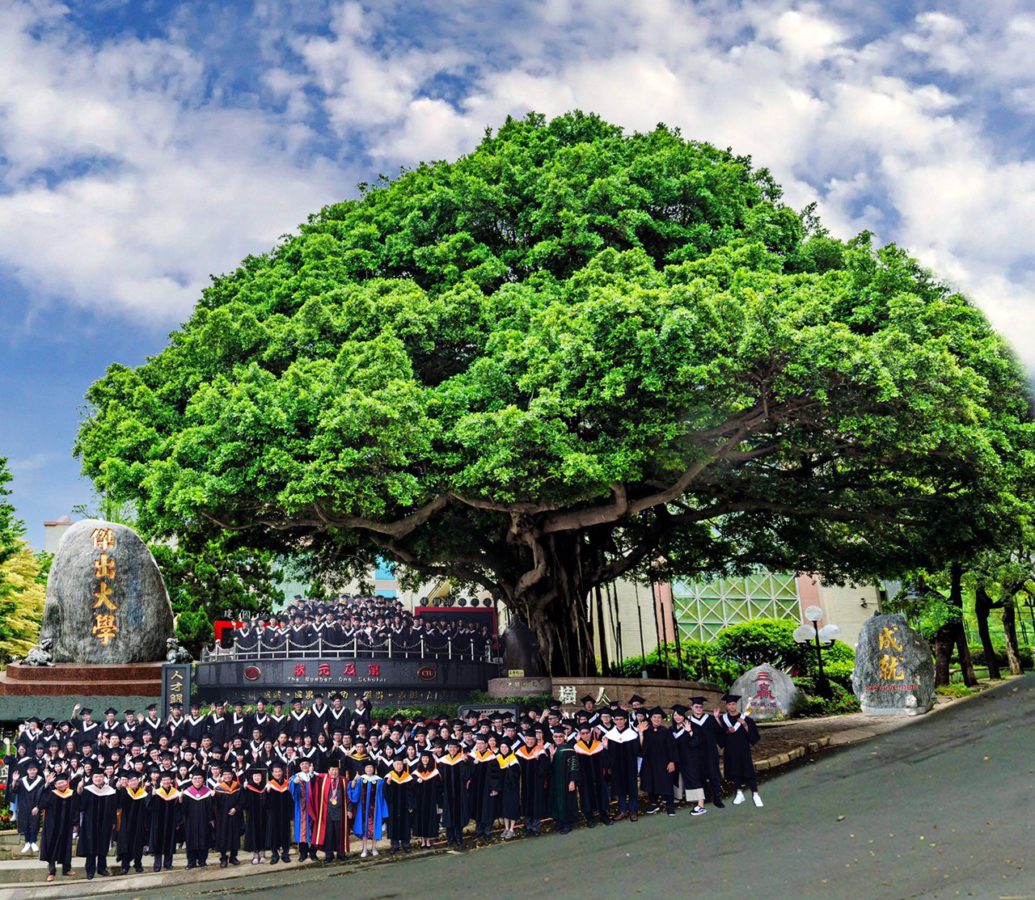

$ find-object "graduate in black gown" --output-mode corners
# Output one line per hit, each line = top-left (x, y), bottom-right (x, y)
(572, 725), (611, 827)
(76, 771), (118, 879)
(149, 773), (181, 871)
(515, 732), (548, 836)
(412, 752), (442, 848)
(115, 773), (149, 874)
(638, 707), (677, 816)
(688, 696), (726, 807)
(603, 709), (640, 821)
(468, 736), (496, 842)
(213, 769), (242, 867)
(670, 705), (707, 816)
(383, 757), (415, 852)
(490, 741), (521, 840)
(436, 737), (469, 848)
(265, 763), (294, 863)
(718, 694), (763, 807)
(241, 768), (268, 864)
(39, 771), (77, 881)
(12, 762), (44, 852)
(182, 772), (215, 868)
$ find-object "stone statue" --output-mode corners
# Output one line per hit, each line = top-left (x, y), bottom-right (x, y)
(17, 638), (54, 667)
(501, 619), (542, 676)
(39, 519), (175, 664)
(165, 637), (193, 664)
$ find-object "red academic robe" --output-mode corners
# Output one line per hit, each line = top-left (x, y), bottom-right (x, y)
(311, 772), (349, 854)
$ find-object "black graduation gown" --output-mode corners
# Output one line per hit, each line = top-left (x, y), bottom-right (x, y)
(39, 788), (77, 867)
(287, 711), (310, 742)
(15, 775), (44, 834)
(689, 713), (724, 792)
(212, 783), (242, 855)
(489, 756), (521, 820)
(672, 725), (704, 791)
(603, 725), (640, 800)
(412, 769), (442, 838)
(573, 740), (609, 818)
(467, 750), (495, 824)
(77, 785), (118, 860)
(719, 714), (760, 783)
(638, 726), (677, 795)
(265, 779), (293, 850)
(115, 788), (150, 863)
(516, 746), (548, 823)
(437, 753), (469, 830)
(383, 771), (414, 846)
(241, 784), (267, 852)
(149, 787), (182, 860)
(182, 787), (214, 852)
(208, 715), (232, 749)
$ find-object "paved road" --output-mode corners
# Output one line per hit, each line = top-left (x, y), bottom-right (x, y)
(104, 677), (1035, 900)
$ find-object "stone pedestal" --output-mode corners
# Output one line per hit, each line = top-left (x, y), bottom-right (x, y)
(0, 662), (164, 723)
(487, 676), (552, 698)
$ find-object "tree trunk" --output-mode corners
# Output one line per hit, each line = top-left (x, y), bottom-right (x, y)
(1002, 596), (1024, 676)
(594, 585), (610, 677)
(948, 564), (978, 687)
(974, 583), (1001, 680)
(514, 531), (597, 677)
(933, 632), (953, 687)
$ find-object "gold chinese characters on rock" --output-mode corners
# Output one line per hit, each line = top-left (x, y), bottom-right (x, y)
(91, 528), (118, 646)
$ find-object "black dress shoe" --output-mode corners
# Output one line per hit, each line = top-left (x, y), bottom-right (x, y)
(713, 799), (725, 809)
(120, 866), (129, 875)
(135, 865), (143, 873)
(220, 860), (228, 868)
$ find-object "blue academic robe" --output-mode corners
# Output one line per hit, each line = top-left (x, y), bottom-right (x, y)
(288, 773), (317, 844)
(347, 776), (388, 840)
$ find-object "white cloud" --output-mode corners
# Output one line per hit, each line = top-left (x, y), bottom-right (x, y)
(0, 0), (349, 324)
(2, 0), (1035, 376)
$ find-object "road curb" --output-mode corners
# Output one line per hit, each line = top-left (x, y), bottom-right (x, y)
(754, 735), (831, 772)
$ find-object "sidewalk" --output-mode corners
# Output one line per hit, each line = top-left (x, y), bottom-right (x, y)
(752, 674), (1016, 772)
(0, 676), (1016, 899)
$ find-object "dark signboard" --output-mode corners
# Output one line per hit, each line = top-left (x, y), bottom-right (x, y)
(186, 657), (500, 707)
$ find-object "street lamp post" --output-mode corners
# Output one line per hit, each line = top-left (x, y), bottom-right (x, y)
(794, 606), (840, 699)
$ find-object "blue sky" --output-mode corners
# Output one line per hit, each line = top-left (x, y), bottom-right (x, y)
(3, 0), (1035, 548)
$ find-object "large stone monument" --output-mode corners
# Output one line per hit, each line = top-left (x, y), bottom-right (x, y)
(39, 519), (174, 664)
(852, 613), (935, 716)
(730, 663), (798, 719)
(501, 619), (542, 677)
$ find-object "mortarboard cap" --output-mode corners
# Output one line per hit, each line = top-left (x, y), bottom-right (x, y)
(689, 696), (707, 705)
(628, 695), (646, 705)
(722, 694), (741, 703)
(648, 706), (665, 717)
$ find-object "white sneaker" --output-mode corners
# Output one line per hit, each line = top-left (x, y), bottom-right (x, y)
(733, 790), (745, 805)
(752, 793), (764, 808)
(20, 843), (29, 854)
(360, 849), (367, 858)
(371, 848), (379, 857)
(690, 806), (708, 816)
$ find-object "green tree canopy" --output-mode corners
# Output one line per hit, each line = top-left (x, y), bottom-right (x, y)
(75, 112), (1035, 674)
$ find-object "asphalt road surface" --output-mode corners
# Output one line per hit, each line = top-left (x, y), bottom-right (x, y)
(106, 676), (1035, 900)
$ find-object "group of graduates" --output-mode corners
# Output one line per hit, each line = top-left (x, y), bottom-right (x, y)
(229, 595), (495, 659)
(5, 690), (762, 883)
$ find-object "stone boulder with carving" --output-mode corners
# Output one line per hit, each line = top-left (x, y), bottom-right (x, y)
(39, 519), (174, 664)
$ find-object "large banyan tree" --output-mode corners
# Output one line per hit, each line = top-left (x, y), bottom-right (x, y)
(76, 112), (1034, 675)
